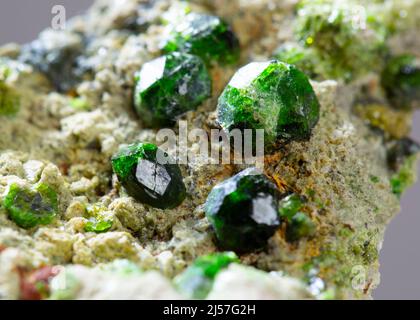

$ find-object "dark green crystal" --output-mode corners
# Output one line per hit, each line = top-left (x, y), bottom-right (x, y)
(174, 252), (239, 299)
(111, 143), (186, 209)
(133, 52), (211, 127)
(3, 183), (58, 229)
(286, 212), (316, 242)
(204, 168), (282, 252)
(163, 13), (240, 65)
(381, 55), (420, 110)
(217, 60), (320, 147)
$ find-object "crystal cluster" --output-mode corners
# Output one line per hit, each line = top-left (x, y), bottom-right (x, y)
(174, 252), (239, 299)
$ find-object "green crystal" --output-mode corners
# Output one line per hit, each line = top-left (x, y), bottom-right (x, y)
(0, 81), (20, 116)
(204, 168), (282, 252)
(163, 13), (240, 65)
(3, 183), (58, 229)
(381, 55), (420, 110)
(279, 193), (303, 220)
(134, 52), (211, 127)
(296, 0), (386, 81)
(174, 252), (239, 299)
(286, 212), (316, 242)
(217, 60), (320, 147)
(111, 143), (186, 209)
(84, 204), (113, 233)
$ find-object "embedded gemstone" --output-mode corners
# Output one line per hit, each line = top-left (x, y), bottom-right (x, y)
(111, 143), (186, 209)
(174, 252), (239, 299)
(133, 52), (211, 127)
(217, 60), (320, 147)
(163, 13), (240, 65)
(381, 55), (420, 110)
(204, 168), (282, 252)
(3, 183), (58, 229)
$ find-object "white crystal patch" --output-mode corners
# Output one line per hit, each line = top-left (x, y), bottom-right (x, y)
(229, 61), (272, 89)
(138, 56), (167, 92)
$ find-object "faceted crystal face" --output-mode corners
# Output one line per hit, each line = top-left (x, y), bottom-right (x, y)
(3, 183), (58, 229)
(163, 13), (240, 65)
(134, 52), (211, 127)
(217, 60), (320, 147)
(135, 159), (171, 196)
(204, 168), (282, 252)
(111, 143), (186, 209)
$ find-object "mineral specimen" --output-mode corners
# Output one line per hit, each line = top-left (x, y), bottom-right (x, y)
(111, 143), (186, 209)
(163, 13), (240, 65)
(3, 183), (58, 229)
(204, 168), (282, 252)
(381, 54), (420, 110)
(133, 52), (211, 127)
(174, 252), (239, 299)
(0, 0), (419, 301)
(217, 60), (320, 147)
